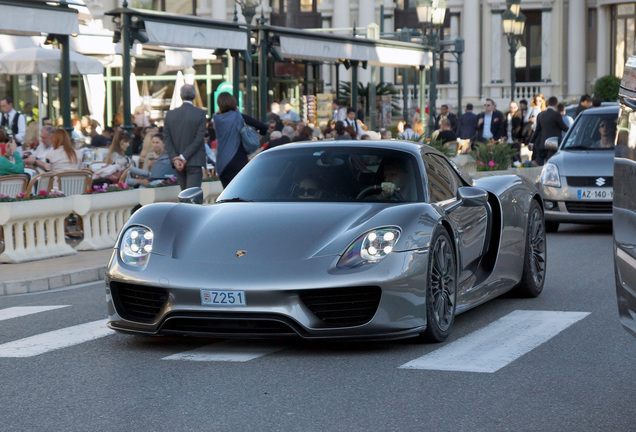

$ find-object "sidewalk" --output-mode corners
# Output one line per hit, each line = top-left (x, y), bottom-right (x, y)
(0, 249), (112, 296)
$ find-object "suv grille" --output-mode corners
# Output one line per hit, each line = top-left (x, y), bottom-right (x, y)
(565, 201), (612, 213)
(300, 286), (381, 326)
(566, 176), (613, 187)
(110, 282), (168, 323)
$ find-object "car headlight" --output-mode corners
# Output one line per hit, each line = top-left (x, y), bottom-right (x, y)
(338, 227), (401, 269)
(119, 225), (154, 268)
(540, 163), (561, 188)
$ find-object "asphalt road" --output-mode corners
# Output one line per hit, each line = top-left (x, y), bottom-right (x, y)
(0, 223), (633, 432)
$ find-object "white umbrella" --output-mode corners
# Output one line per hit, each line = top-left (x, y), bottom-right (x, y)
(169, 70), (184, 110)
(0, 46), (103, 75)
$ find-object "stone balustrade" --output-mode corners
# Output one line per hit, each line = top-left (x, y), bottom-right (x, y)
(0, 181), (224, 264)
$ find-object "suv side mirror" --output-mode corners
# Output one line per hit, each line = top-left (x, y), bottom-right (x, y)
(545, 136), (560, 152)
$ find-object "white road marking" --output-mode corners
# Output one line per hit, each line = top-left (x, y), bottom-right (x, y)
(0, 320), (113, 358)
(400, 310), (590, 373)
(0, 306), (70, 322)
(162, 341), (284, 362)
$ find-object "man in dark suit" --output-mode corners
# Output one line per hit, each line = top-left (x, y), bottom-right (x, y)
(434, 104), (458, 131)
(530, 96), (569, 166)
(456, 103), (479, 141)
(163, 84), (207, 190)
(476, 98), (504, 143)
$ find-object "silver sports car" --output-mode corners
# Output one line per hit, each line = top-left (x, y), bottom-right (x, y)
(106, 141), (546, 342)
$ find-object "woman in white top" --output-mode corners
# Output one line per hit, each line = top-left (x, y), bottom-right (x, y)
(43, 128), (83, 173)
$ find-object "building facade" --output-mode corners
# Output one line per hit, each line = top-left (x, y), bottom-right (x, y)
(1, 0), (633, 127)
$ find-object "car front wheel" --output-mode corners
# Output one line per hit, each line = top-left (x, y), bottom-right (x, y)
(420, 228), (457, 343)
(514, 200), (547, 297)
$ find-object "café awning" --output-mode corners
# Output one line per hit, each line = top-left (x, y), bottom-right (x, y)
(105, 8), (249, 52)
(276, 28), (432, 68)
(0, 0), (80, 36)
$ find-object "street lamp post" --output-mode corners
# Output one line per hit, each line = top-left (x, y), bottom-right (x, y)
(502, 0), (525, 101)
(416, 0), (446, 136)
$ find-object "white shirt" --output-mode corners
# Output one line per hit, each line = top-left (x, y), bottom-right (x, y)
(345, 118), (360, 136)
(1, 109), (26, 145)
(333, 107), (347, 122)
(482, 112), (494, 139)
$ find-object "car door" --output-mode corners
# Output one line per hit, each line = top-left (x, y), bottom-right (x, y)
(423, 153), (489, 282)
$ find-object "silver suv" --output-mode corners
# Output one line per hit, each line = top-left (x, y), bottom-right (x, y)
(539, 106), (618, 232)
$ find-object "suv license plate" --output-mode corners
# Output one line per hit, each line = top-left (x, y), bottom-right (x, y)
(577, 189), (613, 200)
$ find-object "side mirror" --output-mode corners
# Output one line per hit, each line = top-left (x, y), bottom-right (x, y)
(545, 136), (560, 152)
(457, 186), (488, 207)
(445, 186), (488, 213)
(178, 187), (203, 205)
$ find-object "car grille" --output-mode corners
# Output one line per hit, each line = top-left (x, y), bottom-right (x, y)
(565, 201), (613, 214)
(566, 176), (613, 187)
(160, 312), (297, 336)
(110, 282), (169, 323)
(300, 286), (382, 326)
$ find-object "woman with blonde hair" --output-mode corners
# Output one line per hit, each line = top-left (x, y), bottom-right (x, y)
(42, 129), (83, 173)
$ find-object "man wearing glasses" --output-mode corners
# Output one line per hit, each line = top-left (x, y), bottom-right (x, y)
(476, 98), (504, 143)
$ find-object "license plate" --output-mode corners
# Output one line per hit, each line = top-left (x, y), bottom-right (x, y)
(577, 189), (613, 200)
(200, 289), (246, 306)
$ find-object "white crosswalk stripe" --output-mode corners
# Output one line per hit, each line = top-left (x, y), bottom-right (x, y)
(162, 341), (284, 362)
(399, 310), (590, 373)
(0, 306), (70, 322)
(0, 319), (113, 358)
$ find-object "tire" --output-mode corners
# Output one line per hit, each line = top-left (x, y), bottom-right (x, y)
(545, 221), (559, 233)
(420, 228), (457, 343)
(514, 200), (547, 298)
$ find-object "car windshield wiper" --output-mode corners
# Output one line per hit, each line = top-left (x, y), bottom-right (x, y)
(564, 145), (611, 150)
(216, 197), (255, 203)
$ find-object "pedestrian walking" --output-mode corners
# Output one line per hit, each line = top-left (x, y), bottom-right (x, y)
(163, 84), (207, 190)
(530, 96), (569, 165)
(476, 98), (504, 143)
(213, 92), (267, 187)
(456, 103), (479, 141)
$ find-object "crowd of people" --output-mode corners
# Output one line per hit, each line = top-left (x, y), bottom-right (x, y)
(0, 90), (603, 191)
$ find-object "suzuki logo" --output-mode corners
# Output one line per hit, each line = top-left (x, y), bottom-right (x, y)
(595, 177), (606, 187)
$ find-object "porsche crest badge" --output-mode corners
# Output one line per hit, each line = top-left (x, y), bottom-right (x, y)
(235, 250), (247, 258)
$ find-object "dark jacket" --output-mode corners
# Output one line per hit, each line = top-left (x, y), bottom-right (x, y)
(435, 112), (458, 131)
(530, 107), (569, 150)
(457, 111), (479, 140)
(504, 110), (524, 142)
(163, 102), (207, 167)
(477, 110), (504, 141)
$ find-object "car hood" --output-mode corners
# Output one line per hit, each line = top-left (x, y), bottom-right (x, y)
(551, 150), (614, 177)
(142, 202), (419, 264)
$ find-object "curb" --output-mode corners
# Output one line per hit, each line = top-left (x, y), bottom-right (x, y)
(1, 267), (106, 296)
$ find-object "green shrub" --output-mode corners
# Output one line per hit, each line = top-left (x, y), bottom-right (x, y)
(470, 140), (518, 171)
(593, 75), (621, 102)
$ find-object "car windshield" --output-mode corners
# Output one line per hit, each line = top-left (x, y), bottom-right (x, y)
(562, 113), (618, 150)
(217, 146), (423, 203)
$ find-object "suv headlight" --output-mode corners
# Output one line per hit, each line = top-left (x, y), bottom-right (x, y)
(119, 225), (154, 268)
(338, 227), (401, 269)
(540, 163), (561, 188)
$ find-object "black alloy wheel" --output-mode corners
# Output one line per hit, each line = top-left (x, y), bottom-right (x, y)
(420, 228), (457, 343)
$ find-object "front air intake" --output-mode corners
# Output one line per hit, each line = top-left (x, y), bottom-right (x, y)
(300, 286), (381, 326)
(110, 282), (168, 323)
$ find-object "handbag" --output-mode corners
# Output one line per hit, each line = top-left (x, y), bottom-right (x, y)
(239, 120), (260, 154)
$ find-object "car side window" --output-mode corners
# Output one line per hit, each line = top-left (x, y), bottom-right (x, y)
(423, 153), (461, 202)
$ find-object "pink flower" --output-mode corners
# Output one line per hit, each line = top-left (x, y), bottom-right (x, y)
(38, 190), (46, 195)
(488, 161), (496, 167)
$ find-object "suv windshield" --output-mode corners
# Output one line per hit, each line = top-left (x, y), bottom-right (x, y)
(217, 146), (423, 203)
(563, 112), (618, 150)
